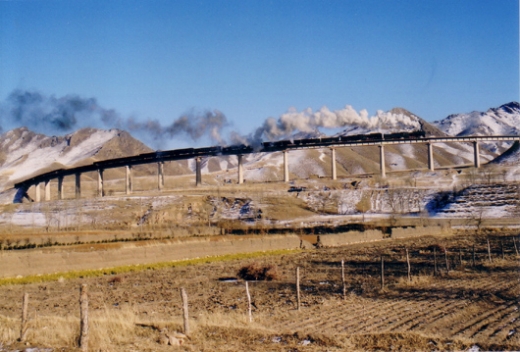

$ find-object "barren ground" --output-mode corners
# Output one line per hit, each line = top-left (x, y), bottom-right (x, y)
(1, 231), (519, 351)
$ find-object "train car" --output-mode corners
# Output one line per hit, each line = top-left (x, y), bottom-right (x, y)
(320, 136), (342, 145)
(361, 132), (384, 141)
(384, 130), (425, 140)
(194, 146), (222, 155)
(222, 144), (254, 154)
(159, 148), (195, 159)
(262, 139), (294, 150)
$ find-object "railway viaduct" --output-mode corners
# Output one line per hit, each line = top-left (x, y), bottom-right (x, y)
(13, 135), (520, 203)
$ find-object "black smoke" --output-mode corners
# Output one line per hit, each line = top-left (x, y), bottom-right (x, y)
(0, 90), (229, 148)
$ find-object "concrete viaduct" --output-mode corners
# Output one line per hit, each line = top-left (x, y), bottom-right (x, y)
(13, 135), (519, 202)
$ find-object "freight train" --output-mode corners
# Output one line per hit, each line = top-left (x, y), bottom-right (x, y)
(261, 130), (426, 150)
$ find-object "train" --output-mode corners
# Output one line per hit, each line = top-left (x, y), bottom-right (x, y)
(90, 131), (425, 169)
(261, 130), (426, 150)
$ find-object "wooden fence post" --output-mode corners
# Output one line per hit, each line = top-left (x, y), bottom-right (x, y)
(487, 238), (492, 263)
(500, 241), (505, 260)
(20, 292), (29, 342)
(380, 256), (385, 290)
(341, 259), (346, 298)
(180, 287), (190, 335)
(245, 281), (252, 323)
(472, 244), (476, 266)
(405, 248), (411, 283)
(296, 267), (301, 311)
(459, 249), (463, 267)
(79, 284), (89, 351)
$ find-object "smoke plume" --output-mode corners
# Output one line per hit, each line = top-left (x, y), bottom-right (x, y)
(0, 90), (229, 148)
(0, 90), (421, 150)
(233, 105), (421, 147)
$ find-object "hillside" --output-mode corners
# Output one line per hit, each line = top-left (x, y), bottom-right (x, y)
(433, 102), (520, 153)
(0, 127), (152, 190)
(2, 103), (512, 192)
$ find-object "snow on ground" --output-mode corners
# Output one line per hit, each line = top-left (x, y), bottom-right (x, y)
(290, 149), (325, 178)
(57, 130), (118, 165)
(2, 130), (119, 182)
(434, 142), (477, 164)
(397, 144), (416, 159)
(386, 152), (407, 170)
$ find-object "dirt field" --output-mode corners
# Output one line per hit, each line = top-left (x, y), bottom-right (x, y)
(1, 231), (519, 351)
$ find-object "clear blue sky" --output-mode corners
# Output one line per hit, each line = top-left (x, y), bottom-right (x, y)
(0, 0), (518, 146)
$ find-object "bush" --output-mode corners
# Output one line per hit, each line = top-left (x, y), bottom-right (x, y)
(237, 262), (281, 281)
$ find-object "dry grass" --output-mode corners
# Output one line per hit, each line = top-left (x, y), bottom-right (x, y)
(395, 272), (436, 287)
(237, 262), (281, 281)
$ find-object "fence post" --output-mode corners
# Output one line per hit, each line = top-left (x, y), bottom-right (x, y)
(459, 249), (463, 268)
(405, 248), (411, 283)
(79, 284), (89, 351)
(341, 259), (346, 298)
(296, 267), (301, 311)
(19, 292), (29, 342)
(245, 281), (252, 323)
(472, 244), (476, 266)
(180, 287), (190, 335)
(500, 241), (505, 260)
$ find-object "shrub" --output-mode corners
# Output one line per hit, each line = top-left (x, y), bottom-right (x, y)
(237, 262), (281, 281)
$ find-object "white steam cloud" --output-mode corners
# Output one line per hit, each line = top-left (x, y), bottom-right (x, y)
(233, 105), (421, 146)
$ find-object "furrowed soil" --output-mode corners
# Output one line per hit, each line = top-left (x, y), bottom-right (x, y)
(1, 232), (519, 351)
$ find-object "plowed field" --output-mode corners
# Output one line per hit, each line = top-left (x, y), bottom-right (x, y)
(1, 232), (519, 351)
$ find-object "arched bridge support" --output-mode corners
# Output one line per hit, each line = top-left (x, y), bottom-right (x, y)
(473, 141), (480, 168)
(75, 173), (81, 199)
(97, 169), (104, 197)
(331, 148), (337, 180)
(125, 165), (132, 195)
(427, 143), (435, 171)
(195, 157), (202, 186)
(158, 162), (164, 191)
(34, 183), (41, 202)
(379, 145), (386, 178)
(237, 155), (244, 184)
(44, 179), (51, 201)
(283, 151), (289, 182)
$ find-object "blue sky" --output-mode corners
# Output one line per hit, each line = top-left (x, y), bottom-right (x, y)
(0, 0), (518, 147)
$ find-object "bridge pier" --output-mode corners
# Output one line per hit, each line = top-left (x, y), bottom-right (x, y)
(57, 175), (64, 200)
(97, 169), (104, 197)
(283, 151), (289, 182)
(125, 165), (132, 195)
(34, 183), (41, 202)
(158, 162), (164, 190)
(75, 173), (81, 199)
(44, 179), (51, 201)
(473, 141), (480, 168)
(195, 157), (202, 186)
(237, 155), (244, 184)
(379, 145), (386, 178)
(427, 143), (435, 171)
(330, 148), (337, 180)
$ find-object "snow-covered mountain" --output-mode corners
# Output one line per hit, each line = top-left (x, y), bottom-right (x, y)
(0, 127), (152, 189)
(1, 102), (518, 193)
(433, 102), (520, 137)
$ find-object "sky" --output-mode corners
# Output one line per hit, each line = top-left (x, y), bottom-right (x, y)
(0, 0), (518, 148)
